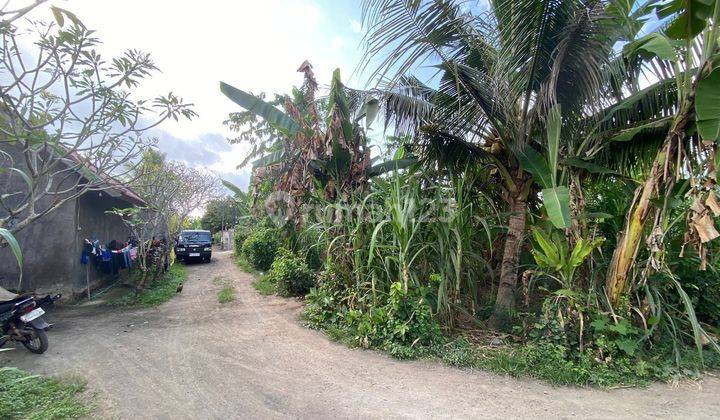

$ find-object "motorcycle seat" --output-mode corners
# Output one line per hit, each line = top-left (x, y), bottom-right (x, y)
(0, 296), (33, 314)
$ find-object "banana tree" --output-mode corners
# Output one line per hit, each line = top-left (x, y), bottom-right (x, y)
(512, 106), (571, 230)
(220, 62), (414, 226)
(531, 227), (605, 288)
(603, 0), (720, 308)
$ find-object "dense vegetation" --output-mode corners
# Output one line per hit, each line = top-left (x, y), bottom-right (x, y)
(220, 0), (720, 386)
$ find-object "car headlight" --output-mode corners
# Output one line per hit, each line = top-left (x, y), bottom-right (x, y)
(177, 248), (185, 252)
(203, 247), (211, 251)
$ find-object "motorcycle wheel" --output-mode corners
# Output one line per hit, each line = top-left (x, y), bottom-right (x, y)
(22, 327), (48, 354)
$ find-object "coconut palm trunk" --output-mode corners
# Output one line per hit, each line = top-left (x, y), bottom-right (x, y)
(489, 175), (531, 329)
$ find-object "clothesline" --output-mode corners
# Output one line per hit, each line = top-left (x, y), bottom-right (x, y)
(81, 238), (138, 274)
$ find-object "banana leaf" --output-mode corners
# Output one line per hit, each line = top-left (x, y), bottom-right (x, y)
(660, 0), (715, 40)
(696, 67), (720, 141)
(547, 105), (561, 187)
(0, 228), (22, 288)
(252, 149), (286, 169)
(366, 158), (418, 177)
(220, 82), (300, 136)
(512, 144), (552, 189)
(542, 186), (571, 229)
(221, 179), (245, 198)
(623, 32), (677, 61)
(564, 156), (620, 175)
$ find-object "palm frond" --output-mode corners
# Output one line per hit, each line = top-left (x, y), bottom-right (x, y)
(538, 0), (617, 115)
(360, 0), (475, 84)
(490, 0), (576, 121)
(375, 76), (437, 133)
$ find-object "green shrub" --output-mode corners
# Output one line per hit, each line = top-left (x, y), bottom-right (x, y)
(306, 276), (442, 357)
(303, 263), (347, 324)
(241, 228), (279, 271)
(268, 248), (315, 297)
(233, 229), (248, 254)
(233, 219), (256, 254)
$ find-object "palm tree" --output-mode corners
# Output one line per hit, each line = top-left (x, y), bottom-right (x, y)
(359, 0), (649, 328)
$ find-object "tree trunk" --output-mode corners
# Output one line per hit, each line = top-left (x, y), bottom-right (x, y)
(136, 269), (148, 292)
(488, 177), (531, 330)
(605, 111), (691, 307)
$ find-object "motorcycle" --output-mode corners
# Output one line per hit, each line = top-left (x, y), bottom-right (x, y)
(0, 294), (60, 354)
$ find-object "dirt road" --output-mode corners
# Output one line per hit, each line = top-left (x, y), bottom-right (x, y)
(3, 250), (719, 419)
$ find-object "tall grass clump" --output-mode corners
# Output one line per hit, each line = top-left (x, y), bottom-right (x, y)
(305, 171), (498, 353)
(268, 248), (315, 297)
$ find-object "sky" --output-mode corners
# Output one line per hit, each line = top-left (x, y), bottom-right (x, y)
(27, 0), (371, 192)
(18, 0), (656, 196)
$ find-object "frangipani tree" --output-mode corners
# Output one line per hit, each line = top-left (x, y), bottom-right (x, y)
(113, 150), (216, 290)
(0, 4), (195, 285)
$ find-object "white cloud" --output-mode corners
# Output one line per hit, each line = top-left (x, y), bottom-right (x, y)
(350, 19), (362, 33)
(331, 36), (344, 49)
(47, 0), (329, 135)
(19, 1), (367, 192)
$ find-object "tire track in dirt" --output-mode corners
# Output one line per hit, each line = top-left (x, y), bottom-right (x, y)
(3, 250), (720, 419)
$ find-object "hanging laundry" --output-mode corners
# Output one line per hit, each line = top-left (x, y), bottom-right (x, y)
(81, 239), (92, 264)
(123, 247), (132, 268)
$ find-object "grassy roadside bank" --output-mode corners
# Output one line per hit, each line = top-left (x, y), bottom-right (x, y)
(305, 317), (720, 388)
(106, 264), (187, 308)
(233, 238), (720, 388)
(234, 254), (275, 296)
(0, 366), (91, 419)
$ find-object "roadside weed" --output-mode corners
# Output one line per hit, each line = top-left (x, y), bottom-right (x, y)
(218, 285), (236, 303)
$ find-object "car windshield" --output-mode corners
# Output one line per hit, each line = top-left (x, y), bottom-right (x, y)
(180, 231), (211, 244)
